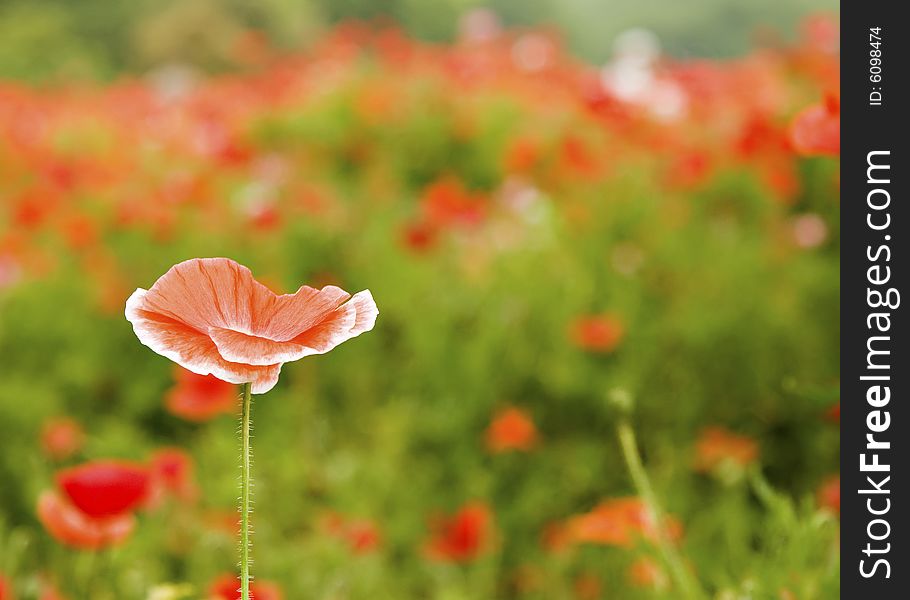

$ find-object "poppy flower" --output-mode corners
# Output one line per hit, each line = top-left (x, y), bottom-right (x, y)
(147, 447), (198, 506)
(569, 314), (625, 353)
(319, 512), (382, 555)
(566, 497), (682, 548)
(165, 367), (237, 422)
(400, 220), (439, 253)
(57, 460), (150, 519)
(40, 417), (85, 461)
(421, 179), (486, 228)
(790, 95), (839, 156)
(824, 402), (840, 423)
(693, 427), (759, 473)
(425, 502), (493, 563)
(485, 407), (538, 453)
(817, 475), (840, 516)
(209, 574), (283, 600)
(0, 575), (13, 600)
(125, 258), (378, 394)
(37, 490), (135, 550)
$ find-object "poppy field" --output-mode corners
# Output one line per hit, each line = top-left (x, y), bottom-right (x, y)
(0, 15), (840, 600)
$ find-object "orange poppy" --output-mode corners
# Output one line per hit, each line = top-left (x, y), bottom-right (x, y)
(790, 94), (839, 156)
(485, 407), (538, 453)
(36, 491), (135, 550)
(147, 447), (198, 506)
(209, 574), (283, 600)
(319, 511), (382, 555)
(165, 367), (237, 422)
(125, 258), (378, 393)
(425, 502), (493, 563)
(56, 461), (150, 519)
(567, 497), (682, 548)
(817, 475), (840, 516)
(569, 314), (625, 353)
(693, 427), (759, 472)
(0, 575), (13, 600)
(40, 417), (85, 461)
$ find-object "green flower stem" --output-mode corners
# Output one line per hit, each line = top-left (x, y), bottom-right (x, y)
(616, 419), (704, 600)
(240, 382), (253, 600)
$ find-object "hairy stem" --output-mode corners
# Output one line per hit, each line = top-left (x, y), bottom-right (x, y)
(240, 382), (253, 600)
(616, 419), (704, 599)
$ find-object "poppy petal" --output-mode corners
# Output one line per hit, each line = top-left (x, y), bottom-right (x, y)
(126, 290), (282, 393)
(211, 290), (378, 364)
(207, 327), (317, 366)
(57, 461), (150, 518)
(291, 290), (378, 353)
(37, 491), (135, 549)
(258, 284), (352, 342)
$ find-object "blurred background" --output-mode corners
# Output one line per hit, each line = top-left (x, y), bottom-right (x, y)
(1, 1), (839, 599)
(1, 0), (837, 80)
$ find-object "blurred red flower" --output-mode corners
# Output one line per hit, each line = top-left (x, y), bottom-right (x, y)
(790, 95), (839, 156)
(817, 475), (840, 516)
(485, 407), (538, 453)
(319, 512), (382, 555)
(147, 447), (198, 507)
(166, 367), (237, 422)
(0, 575), (13, 600)
(37, 490), (135, 550)
(824, 402), (840, 423)
(421, 178), (486, 228)
(569, 314), (625, 353)
(401, 220), (439, 254)
(40, 417), (85, 461)
(57, 460), (150, 519)
(503, 136), (541, 174)
(125, 258), (378, 394)
(209, 574), (283, 600)
(425, 502), (493, 562)
(566, 497), (682, 548)
(693, 427), (759, 473)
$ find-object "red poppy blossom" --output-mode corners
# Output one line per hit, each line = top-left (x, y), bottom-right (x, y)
(56, 460), (150, 519)
(126, 258), (378, 394)
(421, 179), (486, 228)
(425, 502), (493, 563)
(790, 95), (839, 156)
(817, 475), (840, 516)
(36, 490), (135, 550)
(569, 314), (625, 353)
(40, 417), (85, 461)
(319, 512), (382, 555)
(693, 427), (759, 472)
(566, 497), (682, 548)
(485, 407), (538, 453)
(165, 367), (237, 422)
(0, 575), (13, 600)
(147, 447), (198, 505)
(209, 574), (283, 600)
